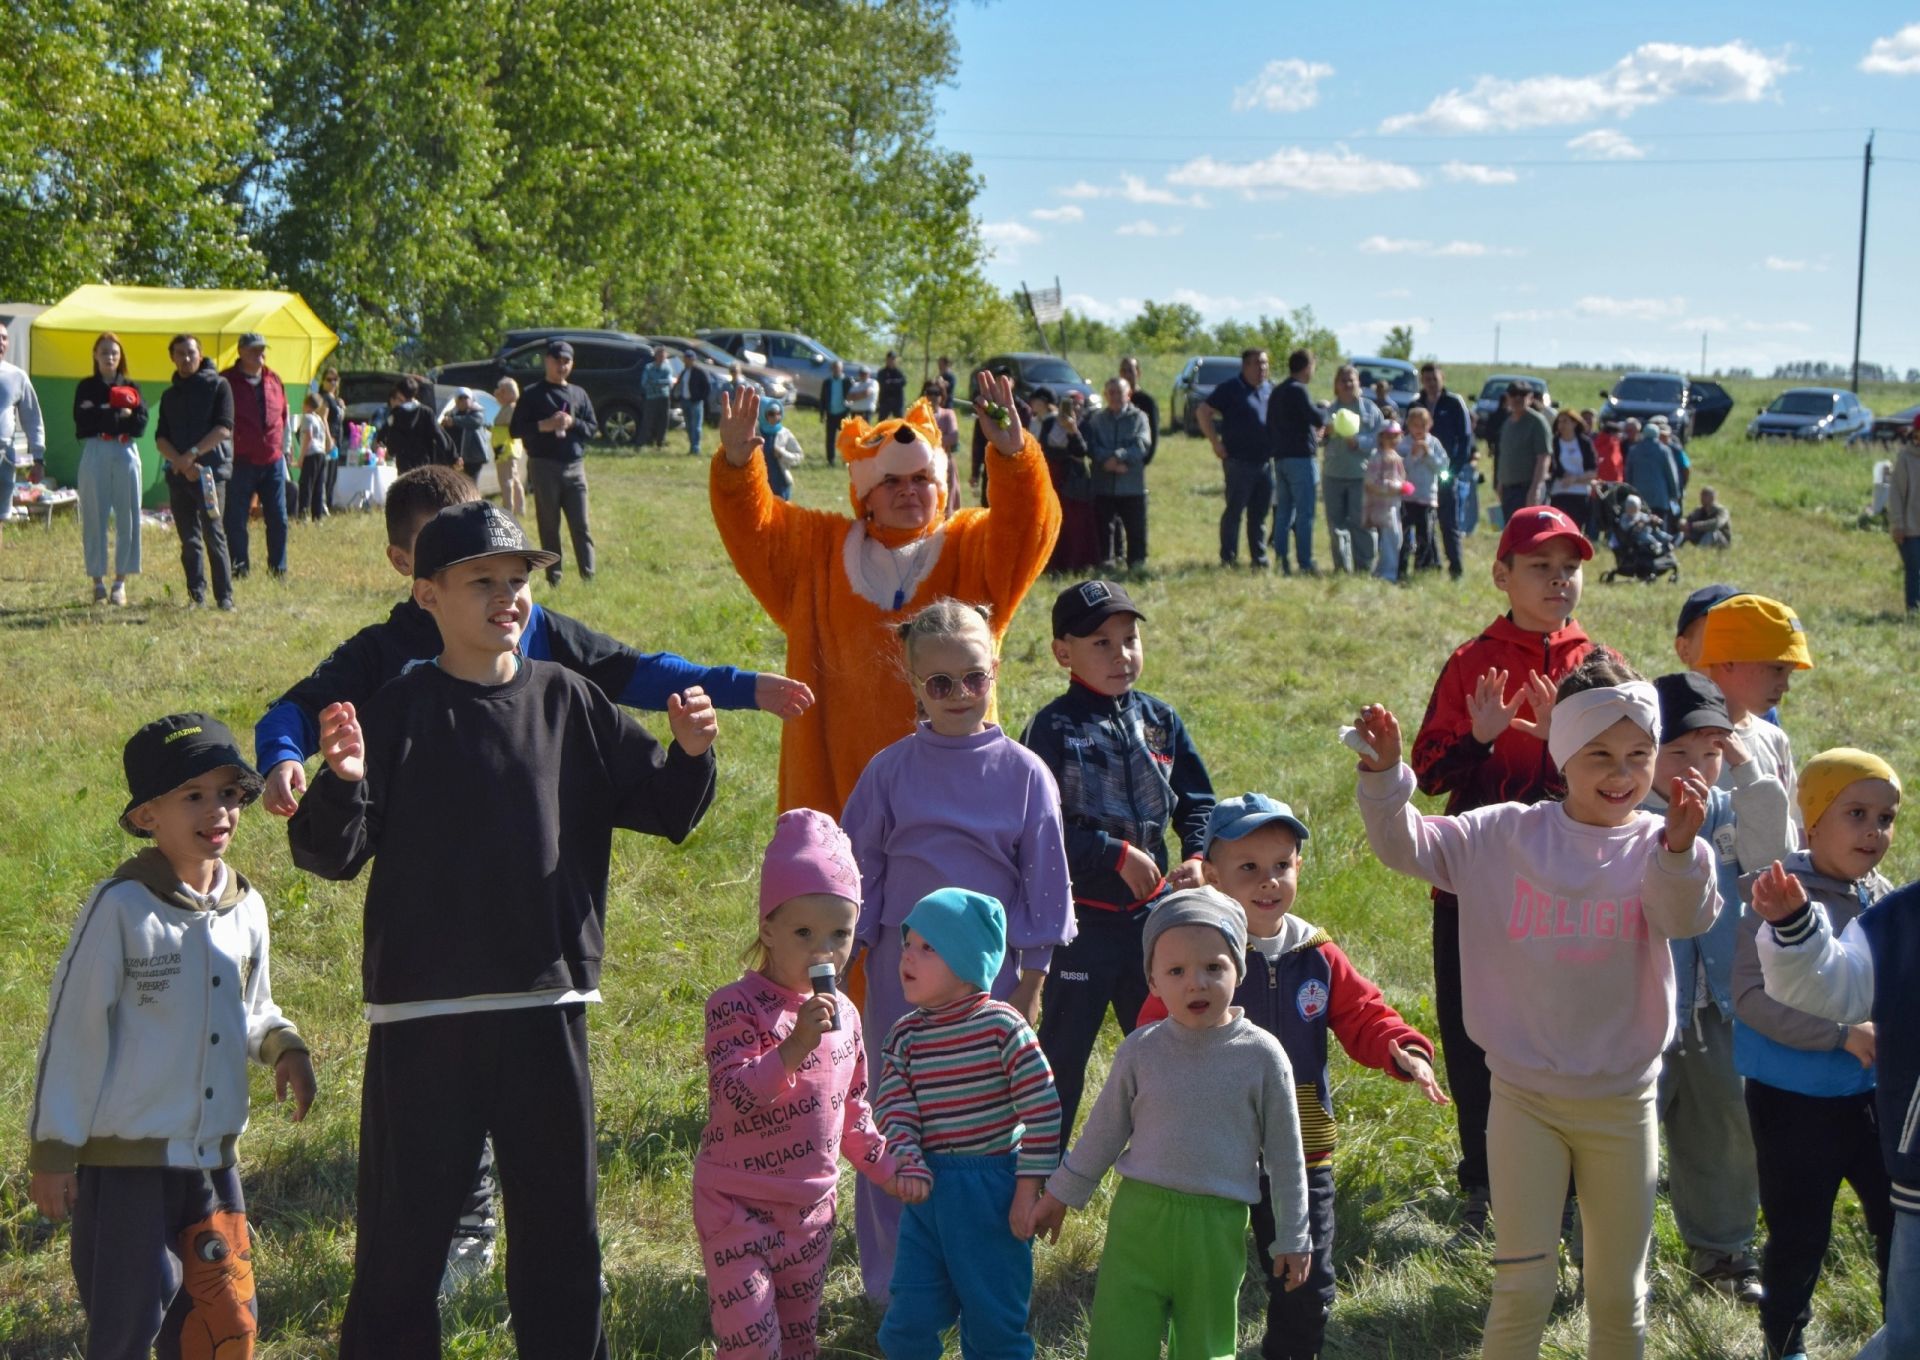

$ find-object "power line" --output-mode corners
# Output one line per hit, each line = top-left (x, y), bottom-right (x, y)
(944, 123), (1909, 146)
(962, 150), (1874, 169)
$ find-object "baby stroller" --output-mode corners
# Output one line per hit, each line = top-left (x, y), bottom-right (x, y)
(1591, 481), (1680, 584)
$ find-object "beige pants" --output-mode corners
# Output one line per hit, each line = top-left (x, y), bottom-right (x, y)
(1482, 1076), (1658, 1360)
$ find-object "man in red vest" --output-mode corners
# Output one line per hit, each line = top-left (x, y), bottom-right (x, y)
(220, 332), (291, 578)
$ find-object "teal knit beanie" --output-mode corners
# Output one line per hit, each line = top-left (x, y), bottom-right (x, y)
(902, 887), (1007, 993)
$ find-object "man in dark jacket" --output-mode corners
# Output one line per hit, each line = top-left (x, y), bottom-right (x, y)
(818, 360), (850, 465)
(674, 358), (712, 458)
(876, 351), (907, 421)
(1412, 362), (1477, 577)
(510, 339), (600, 585)
(220, 331), (290, 579)
(154, 334), (236, 609)
(377, 376), (448, 475)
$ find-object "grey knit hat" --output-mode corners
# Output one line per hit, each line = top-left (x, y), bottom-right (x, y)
(1141, 886), (1248, 983)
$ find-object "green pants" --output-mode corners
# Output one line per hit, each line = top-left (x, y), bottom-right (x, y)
(1087, 1178), (1249, 1360)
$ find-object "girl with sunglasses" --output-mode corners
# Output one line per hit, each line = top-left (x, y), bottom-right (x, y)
(840, 596), (1076, 1303)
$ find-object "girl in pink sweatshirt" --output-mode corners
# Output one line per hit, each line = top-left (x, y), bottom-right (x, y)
(1350, 653), (1719, 1360)
(693, 810), (910, 1359)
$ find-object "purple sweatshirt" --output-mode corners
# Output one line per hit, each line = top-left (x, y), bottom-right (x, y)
(1357, 762), (1719, 1098)
(843, 723), (1076, 973)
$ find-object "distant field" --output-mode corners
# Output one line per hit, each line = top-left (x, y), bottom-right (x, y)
(0, 378), (1911, 1356)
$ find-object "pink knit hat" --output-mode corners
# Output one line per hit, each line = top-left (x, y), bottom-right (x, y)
(760, 809), (862, 918)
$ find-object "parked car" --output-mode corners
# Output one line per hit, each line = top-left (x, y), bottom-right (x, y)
(972, 353), (1097, 408)
(432, 335), (675, 446)
(337, 370), (441, 434)
(1597, 372), (1701, 442)
(1472, 374), (1556, 436)
(1169, 356), (1243, 435)
(1870, 402), (1920, 445)
(496, 326), (642, 357)
(698, 329), (843, 406)
(1347, 355), (1420, 414)
(1745, 388), (1874, 443)
(648, 335), (796, 408)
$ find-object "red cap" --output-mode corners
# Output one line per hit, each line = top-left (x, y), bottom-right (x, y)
(1496, 504), (1593, 560)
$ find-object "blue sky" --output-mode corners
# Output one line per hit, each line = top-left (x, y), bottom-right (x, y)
(934, 3), (1920, 375)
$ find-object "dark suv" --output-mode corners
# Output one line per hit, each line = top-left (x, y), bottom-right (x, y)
(973, 353), (1097, 407)
(433, 336), (661, 445)
(1596, 372), (1735, 443)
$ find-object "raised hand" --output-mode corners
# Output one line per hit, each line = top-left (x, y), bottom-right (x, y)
(1664, 770), (1709, 853)
(753, 673), (815, 720)
(1506, 672), (1558, 742)
(1748, 860), (1810, 923)
(1389, 1040), (1450, 1105)
(317, 702), (366, 782)
(1466, 668), (1527, 745)
(719, 385), (763, 467)
(1352, 704), (1402, 773)
(974, 371), (1027, 457)
(1714, 730), (1751, 768)
(262, 759), (308, 817)
(668, 687), (718, 757)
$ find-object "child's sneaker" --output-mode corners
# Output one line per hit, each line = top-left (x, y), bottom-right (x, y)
(440, 1232), (496, 1296)
(109, 580), (126, 606)
(1446, 1185), (1492, 1247)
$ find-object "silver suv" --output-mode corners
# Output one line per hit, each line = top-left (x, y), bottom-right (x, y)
(699, 329), (844, 407)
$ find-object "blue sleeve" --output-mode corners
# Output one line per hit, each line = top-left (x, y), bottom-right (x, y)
(523, 602), (759, 711)
(620, 652), (759, 711)
(256, 701), (319, 771)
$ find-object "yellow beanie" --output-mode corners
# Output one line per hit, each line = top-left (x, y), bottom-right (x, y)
(1797, 747), (1901, 830)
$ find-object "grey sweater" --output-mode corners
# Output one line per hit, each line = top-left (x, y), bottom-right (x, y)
(1084, 403), (1151, 496)
(1046, 1009), (1311, 1254)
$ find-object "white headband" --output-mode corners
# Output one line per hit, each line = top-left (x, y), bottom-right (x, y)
(1547, 681), (1661, 771)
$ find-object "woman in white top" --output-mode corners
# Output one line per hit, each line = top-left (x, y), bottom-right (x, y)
(1548, 409), (1597, 534)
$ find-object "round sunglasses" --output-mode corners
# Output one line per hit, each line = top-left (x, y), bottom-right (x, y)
(913, 669), (994, 700)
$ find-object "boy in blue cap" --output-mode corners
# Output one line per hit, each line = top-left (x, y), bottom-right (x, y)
(872, 888), (1062, 1359)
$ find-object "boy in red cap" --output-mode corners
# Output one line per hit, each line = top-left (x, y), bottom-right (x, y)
(1410, 503), (1599, 1240)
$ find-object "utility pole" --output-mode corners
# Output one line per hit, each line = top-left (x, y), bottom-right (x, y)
(1851, 131), (1873, 394)
(1700, 332), (1707, 376)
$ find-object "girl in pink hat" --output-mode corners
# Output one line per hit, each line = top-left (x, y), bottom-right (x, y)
(693, 809), (914, 1358)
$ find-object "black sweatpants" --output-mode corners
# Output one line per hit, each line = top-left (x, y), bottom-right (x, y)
(1095, 492), (1148, 567)
(1746, 1079), (1894, 1357)
(1253, 1164), (1337, 1360)
(1402, 502), (1438, 572)
(71, 1164), (253, 1360)
(1433, 892), (1492, 1192)
(1037, 906), (1151, 1136)
(340, 1004), (608, 1360)
(164, 472), (233, 606)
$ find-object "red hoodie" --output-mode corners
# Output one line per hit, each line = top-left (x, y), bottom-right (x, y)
(1411, 612), (1596, 817)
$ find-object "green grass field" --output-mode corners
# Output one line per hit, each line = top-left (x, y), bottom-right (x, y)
(1, 362), (1914, 1358)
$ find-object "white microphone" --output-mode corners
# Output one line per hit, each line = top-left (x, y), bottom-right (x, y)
(809, 962), (842, 1030)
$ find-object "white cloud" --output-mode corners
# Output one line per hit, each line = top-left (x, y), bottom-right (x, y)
(1492, 308), (1568, 323)
(1442, 161), (1520, 185)
(1167, 288), (1291, 319)
(1861, 23), (1920, 75)
(1568, 128), (1645, 160)
(1115, 220), (1184, 238)
(1232, 58), (1335, 112)
(1357, 235), (1511, 257)
(1764, 255), (1806, 272)
(1053, 175), (1206, 208)
(1030, 205), (1084, 223)
(1167, 146), (1423, 196)
(978, 221), (1040, 258)
(1380, 41), (1789, 133)
(1337, 319), (1424, 350)
(1576, 295), (1685, 322)
(1062, 293), (1144, 324)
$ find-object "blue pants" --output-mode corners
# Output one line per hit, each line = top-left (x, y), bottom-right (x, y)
(79, 438), (143, 579)
(1270, 456), (1318, 571)
(1856, 1209), (1919, 1360)
(1219, 458), (1272, 565)
(879, 1153), (1033, 1360)
(682, 401), (706, 458)
(224, 458), (289, 576)
(1455, 467), (1480, 538)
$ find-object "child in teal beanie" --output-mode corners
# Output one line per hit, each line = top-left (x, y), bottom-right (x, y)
(872, 888), (1063, 1358)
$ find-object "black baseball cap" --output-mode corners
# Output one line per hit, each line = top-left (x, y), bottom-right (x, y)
(1505, 381), (1532, 397)
(545, 338), (574, 359)
(1653, 672), (1732, 741)
(1675, 583), (1745, 638)
(120, 713), (263, 835)
(412, 501), (560, 579)
(1029, 385), (1057, 405)
(1051, 579), (1144, 639)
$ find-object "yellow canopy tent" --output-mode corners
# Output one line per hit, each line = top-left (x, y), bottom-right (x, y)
(31, 285), (337, 505)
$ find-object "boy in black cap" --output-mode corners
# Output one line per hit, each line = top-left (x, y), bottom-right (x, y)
(1020, 578), (1214, 1133)
(1639, 672), (1789, 1302)
(289, 501), (718, 1356)
(29, 713), (315, 1359)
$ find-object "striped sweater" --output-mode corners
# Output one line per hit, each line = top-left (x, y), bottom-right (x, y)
(874, 992), (1061, 1181)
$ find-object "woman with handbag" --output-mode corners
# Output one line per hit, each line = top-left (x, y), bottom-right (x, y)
(73, 332), (148, 605)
